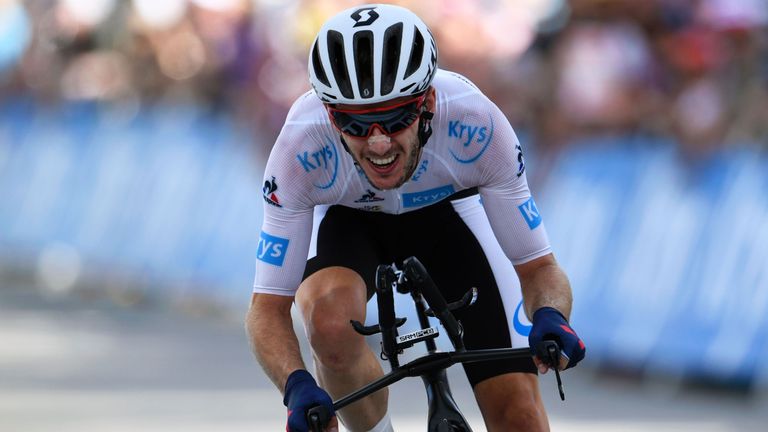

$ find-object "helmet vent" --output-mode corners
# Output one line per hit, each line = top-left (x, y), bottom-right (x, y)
(308, 5), (437, 104)
(327, 30), (354, 99)
(353, 31), (374, 99)
(380, 23), (403, 96)
(403, 26), (424, 79)
(311, 40), (330, 87)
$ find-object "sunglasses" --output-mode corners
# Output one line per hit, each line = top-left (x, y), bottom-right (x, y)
(327, 94), (427, 138)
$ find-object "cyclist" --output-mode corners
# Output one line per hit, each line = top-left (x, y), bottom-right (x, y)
(246, 4), (585, 432)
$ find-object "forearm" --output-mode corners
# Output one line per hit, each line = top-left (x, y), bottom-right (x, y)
(516, 255), (573, 320)
(245, 293), (306, 393)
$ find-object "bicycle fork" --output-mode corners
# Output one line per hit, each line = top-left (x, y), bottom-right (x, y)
(422, 368), (472, 432)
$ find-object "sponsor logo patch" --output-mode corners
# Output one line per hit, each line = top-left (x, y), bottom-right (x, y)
(396, 327), (438, 345)
(513, 300), (532, 336)
(402, 184), (455, 208)
(411, 160), (429, 181)
(518, 197), (542, 230)
(359, 205), (383, 212)
(262, 176), (282, 207)
(256, 231), (289, 266)
(448, 115), (495, 163)
(351, 6), (379, 27)
(355, 189), (385, 203)
(296, 137), (339, 189)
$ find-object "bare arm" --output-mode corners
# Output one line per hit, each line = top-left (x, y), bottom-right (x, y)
(245, 292), (306, 393)
(515, 253), (576, 371)
(514, 253), (572, 320)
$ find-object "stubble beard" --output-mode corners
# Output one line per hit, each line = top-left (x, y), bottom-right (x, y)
(358, 138), (422, 191)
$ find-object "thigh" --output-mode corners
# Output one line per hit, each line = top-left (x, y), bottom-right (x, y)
(303, 205), (383, 299)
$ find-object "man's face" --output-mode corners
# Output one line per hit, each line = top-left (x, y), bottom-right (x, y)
(329, 89), (435, 190)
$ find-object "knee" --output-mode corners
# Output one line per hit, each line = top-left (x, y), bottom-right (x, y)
(304, 302), (367, 372)
(296, 270), (368, 372)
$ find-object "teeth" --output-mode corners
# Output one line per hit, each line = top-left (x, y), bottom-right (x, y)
(368, 155), (396, 166)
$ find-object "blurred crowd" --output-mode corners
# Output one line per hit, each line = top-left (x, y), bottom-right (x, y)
(1, 0), (766, 161)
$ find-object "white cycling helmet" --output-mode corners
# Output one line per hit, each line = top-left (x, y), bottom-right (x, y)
(308, 4), (438, 105)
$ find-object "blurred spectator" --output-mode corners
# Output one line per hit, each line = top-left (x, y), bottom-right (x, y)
(1, 0), (766, 160)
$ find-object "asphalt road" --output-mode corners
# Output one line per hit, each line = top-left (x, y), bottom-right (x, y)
(1, 283), (766, 432)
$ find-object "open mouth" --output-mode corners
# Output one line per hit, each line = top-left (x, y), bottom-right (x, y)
(367, 154), (398, 171)
(368, 154), (396, 166)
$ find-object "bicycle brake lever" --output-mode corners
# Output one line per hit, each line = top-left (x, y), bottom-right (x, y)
(350, 318), (407, 336)
(307, 405), (332, 432)
(536, 341), (565, 401)
(546, 343), (565, 401)
(424, 287), (478, 316)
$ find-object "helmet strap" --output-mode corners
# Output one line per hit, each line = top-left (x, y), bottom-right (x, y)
(340, 134), (351, 155)
(417, 110), (434, 148)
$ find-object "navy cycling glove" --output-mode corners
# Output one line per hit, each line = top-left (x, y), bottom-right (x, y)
(529, 307), (586, 369)
(283, 369), (334, 432)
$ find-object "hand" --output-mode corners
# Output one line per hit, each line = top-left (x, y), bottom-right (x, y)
(283, 369), (338, 432)
(528, 307), (585, 373)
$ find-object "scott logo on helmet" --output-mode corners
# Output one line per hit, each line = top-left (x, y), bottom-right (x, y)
(351, 7), (379, 27)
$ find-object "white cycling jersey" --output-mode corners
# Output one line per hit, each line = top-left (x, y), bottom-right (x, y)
(254, 69), (551, 296)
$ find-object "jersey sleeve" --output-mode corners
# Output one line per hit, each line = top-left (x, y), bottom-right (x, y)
(474, 97), (552, 265)
(253, 95), (324, 296)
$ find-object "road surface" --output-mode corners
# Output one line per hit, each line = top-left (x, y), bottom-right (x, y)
(1, 283), (766, 431)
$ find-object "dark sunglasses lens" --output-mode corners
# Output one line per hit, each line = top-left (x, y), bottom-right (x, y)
(331, 102), (420, 137)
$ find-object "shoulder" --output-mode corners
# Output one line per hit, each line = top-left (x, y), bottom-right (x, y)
(263, 91), (349, 210)
(284, 90), (328, 125)
(433, 69), (483, 93)
(432, 69), (499, 126)
(271, 90), (335, 158)
(268, 91), (330, 167)
(429, 69), (509, 165)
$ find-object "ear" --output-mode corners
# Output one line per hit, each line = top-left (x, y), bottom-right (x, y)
(423, 86), (437, 112)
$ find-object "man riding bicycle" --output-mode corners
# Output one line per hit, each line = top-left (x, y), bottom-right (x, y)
(246, 4), (586, 431)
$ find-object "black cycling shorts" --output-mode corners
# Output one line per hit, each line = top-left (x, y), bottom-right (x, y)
(302, 189), (537, 386)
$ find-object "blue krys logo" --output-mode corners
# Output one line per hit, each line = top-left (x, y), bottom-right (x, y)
(402, 184), (455, 208)
(296, 137), (338, 189)
(257, 231), (289, 266)
(513, 300), (532, 336)
(448, 115), (495, 164)
(411, 160), (429, 181)
(518, 197), (542, 230)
